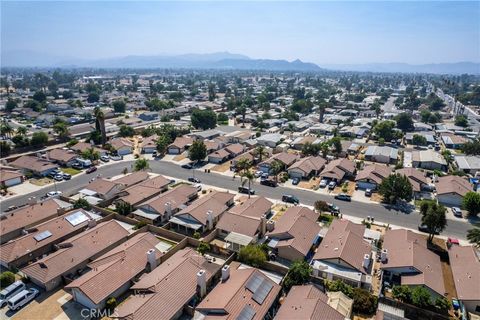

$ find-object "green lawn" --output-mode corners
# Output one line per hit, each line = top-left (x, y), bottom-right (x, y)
(62, 167), (82, 175)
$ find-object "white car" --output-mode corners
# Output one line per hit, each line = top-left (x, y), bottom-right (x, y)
(452, 207), (463, 218)
(8, 288), (39, 311)
(319, 179), (328, 188)
(46, 191), (62, 197)
(254, 171), (263, 178)
(194, 183), (202, 191)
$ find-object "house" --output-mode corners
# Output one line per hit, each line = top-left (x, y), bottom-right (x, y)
(309, 123), (336, 135)
(224, 143), (245, 157)
(257, 133), (283, 148)
(168, 136), (194, 154)
(195, 265), (281, 320)
(110, 137), (134, 155)
(113, 171), (150, 187)
(70, 142), (108, 157)
(413, 122), (433, 131)
(311, 219), (373, 289)
(21, 220), (130, 291)
(208, 148), (232, 164)
(258, 152), (298, 174)
(65, 232), (164, 310)
(405, 132), (436, 145)
(46, 149), (78, 167)
(169, 191), (234, 234)
(287, 156), (326, 179)
(380, 229), (445, 298)
(319, 158), (356, 183)
(79, 178), (125, 201)
(225, 130), (255, 143)
(412, 150), (447, 171)
(134, 185), (198, 225)
(441, 133), (467, 149)
(448, 245), (480, 315)
(266, 206), (321, 262)
(355, 164), (392, 190)
(9, 155), (58, 177)
(0, 209), (95, 269)
(0, 198), (73, 244)
(455, 155), (480, 175)
(395, 167), (429, 195)
(291, 136), (322, 150)
(115, 248), (221, 320)
(138, 111), (159, 121)
(231, 151), (256, 168)
(436, 175), (472, 207)
(189, 129), (223, 141)
(216, 196), (273, 251)
(364, 146), (398, 164)
(116, 175), (170, 207)
(140, 134), (158, 154)
(274, 285), (347, 320)
(0, 169), (24, 187)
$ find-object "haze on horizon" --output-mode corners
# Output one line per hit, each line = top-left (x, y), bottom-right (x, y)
(1, 1), (479, 65)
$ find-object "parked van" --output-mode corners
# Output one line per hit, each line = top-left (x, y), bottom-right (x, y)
(0, 281), (26, 308)
(7, 288), (38, 311)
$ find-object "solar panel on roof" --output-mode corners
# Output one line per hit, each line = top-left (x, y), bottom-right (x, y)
(65, 211), (89, 226)
(252, 279), (273, 305)
(236, 305), (256, 320)
(34, 230), (52, 242)
(246, 273), (263, 293)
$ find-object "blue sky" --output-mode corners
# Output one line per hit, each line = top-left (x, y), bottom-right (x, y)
(1, 1), (479, 64)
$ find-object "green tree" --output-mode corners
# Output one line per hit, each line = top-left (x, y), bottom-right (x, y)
(105, 297), (117, 312)
(420, 202), (447, 242)
(467, 228), (480, 247)
(134, 158), (149, 171)
(155, 135), (171, 155)
(236, 158), (252, 174)
(208, 83), (216, 102)
(270, 160), (284, 183)
(188, 140), (207, 163)
(73, 198), (92, 210)
(302, 142), (319, 156)
(253, 145), (268, 163)
(463, 192), (480, 216)
(191, 108), (217, 130)
(116, 201), (133, 216)
(119, 125), (135, 137)
(240, 171), (255, 199)
(16, 126), (27, 136)
(30, 131), (49, 146)
(314, 200), (329, 212)
(197, 241), (210, 255)
(81, 147), (100, 161)
(33, 90), (47, 102)
(434, 297), (451, 313)
(112, 99), (126, 113)
(454, 114), (469, 127)
(0, 271), (15, 289)
(5, 98), (17, 112)
(352, 287), (378, 315)
(53, 121), (70, 139)
(329, 137), (342, 154)
(461, 138), (480, 155)
(94, 107), (107, 145)
(238, 245), (267, 267)
(374, 121), (396, 142)
(0, 141), (11, 157)
(325, 279), (353, 298)
(411, 286), (432, 308)
(395, 113), (414, 131)
(217, 113), (228, 124)
(0, 122), (13, 138)
(378, 174), (413, 204)
(412, 134), (427, 146)
(392, 285), (412, 303)
(87, 92), (100, 103)
(283, 260), (312, 290)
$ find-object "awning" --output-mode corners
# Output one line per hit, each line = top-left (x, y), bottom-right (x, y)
(225, 232), (254, 247)
(133, 209), (160, 221)
(268, 238), (279, 248)
(169, 216), (203, 230)
(79, 189), (97, 196)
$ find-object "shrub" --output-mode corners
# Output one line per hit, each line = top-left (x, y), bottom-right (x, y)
(73, 198), (91, 210)
(0, 271), (15, 289)
(192, 232), (201, 239)
(435, 296), (451, 313)
(314, 200), (329, 212)
(133, 221), (147, 230)
(105, 297), (117, 312)
(411, 286), (432, 308)
(238, 245), (267, 267)
(392, 285), (412, 303)
(197, 241), (210, 255)
(352, 287), (378, 315)
(283, 260), (312, 290)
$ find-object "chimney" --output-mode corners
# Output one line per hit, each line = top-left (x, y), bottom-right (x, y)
(146, 249), (157, 270)
(363, 254), (370, 269)
(197, 269), (207, 297)
(206, 210), (213, 230)
(88, 219), (97, 228)
(266, 220), (275, 232)
(381, 249), (388, 263)
(165, 202), (172, 219)
(260, 215), (267, 237)
(221, 265), (230, 282)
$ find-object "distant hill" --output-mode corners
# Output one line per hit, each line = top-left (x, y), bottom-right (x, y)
(2, 50), (322, 71)
(323, 62), (480, 75)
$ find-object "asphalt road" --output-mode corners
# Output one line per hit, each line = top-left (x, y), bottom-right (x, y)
(1, 160), (474, 240)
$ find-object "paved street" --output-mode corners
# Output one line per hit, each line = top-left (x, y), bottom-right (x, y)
(1, 160), (475, 240)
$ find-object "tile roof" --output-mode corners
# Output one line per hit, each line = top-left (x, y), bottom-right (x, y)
(274, 285), (344, 320)
(395, 168), (428, 192)
(169, 136), (194, 149)
(110, 137), (133, 150)
(0, 169), (23, 183)
(448, 245), (480, 301)
(263, 152), (298, 167)
(47, 148), (78, 163)
(355, 164), (392, 185)
(436, 175), (471, 197)
(84, 178), (123, 196)
(114, 171), (149, 187)
(228, 196), (273, 219)
(115, 248), (220, 320)
(320, 158), (355, 181)
(225, 143), (244, 155)
(10, 155), (57, 173)
(139, 185), (197, 216)
(174, 191), (234, 225)
(216, 212), (261, 237)
(65, 232), (163, 305)
(288, 156), (326, 175)
(118, 185), (163, 206)
(21, 220), (129, 285)
(313, 219), (371, 274)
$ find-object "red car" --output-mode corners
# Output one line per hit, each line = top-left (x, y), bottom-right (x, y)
(86, 166), (97, 174)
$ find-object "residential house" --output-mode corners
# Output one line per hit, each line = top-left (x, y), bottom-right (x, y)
(266, 206), (321, 262)
(309, 123), (336, 135)
(355, 164), (392, 190)
(189, 129), (223, 141)
(70, 142), (108, 157)
(10, 155), (58, 177)
(169, 191), (234, 234)
(21, 220), (130, 291)
(115, 248), (221, 320)
(364, 146), (398, 164)
(380, 229), (446, 298)
(65, 232), (164, 310)
(441, 133), (467, 149)
(319, 158), (356, 183)
(405, 132), (436, 145)
(46, 149), (78, 167)
(0, 169), (24, 188)
(113, 171), (150, 187)
(311, 219), (373, 289)
(258, 152), (298, 174)
(287, 156), (326, 179)
(395, 168), (429, 196)
(0, 198), (73, 244)
(436, 175), (472, 207)
(138, 111), (159, 121)
(79, 178), (125, 201)
(140, 134), (158, 154)
(291, 136), (322, 150)
(208, 144), (246, 164)
(115, 175), (170, 207)
(225, 130), (255, 143)
(448, 245), (480, 315)
(195, 265), (281, 320)
(412, 150), (447, 171)
(110, 137), (134, 156)
(455, 155), (480, 175)
(133, 185), (198, 225)
(257, 133), (283, 148)
(0, 209), (95, 269)
(168, 137), (194, 154)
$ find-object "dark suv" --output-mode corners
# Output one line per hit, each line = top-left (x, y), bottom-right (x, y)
(282, 194), (299, 204)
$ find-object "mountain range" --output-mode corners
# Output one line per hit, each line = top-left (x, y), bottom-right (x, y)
(2, 50), (479, 74)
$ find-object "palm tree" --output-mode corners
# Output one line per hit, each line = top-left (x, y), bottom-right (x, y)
(253, 145), (268, 163)
(0, 122), (13, 138)
(467, 228), (480, 247)
(241, 171), (255, 199)
(94, 107), (107, 145)
(270, 160), (284, 183)
(236, 158), (252, 175)
(16, 126), (27, 136)
(236, 104), (247, 128)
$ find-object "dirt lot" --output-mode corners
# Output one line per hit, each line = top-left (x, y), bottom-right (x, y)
(173, 153), (187, 161)
(333, 181), (355, 196)
(298, 177), (320, 190)
(211, 161), (231, 173)
(370, 192), (383, 203)
(29, 177), (53, 186)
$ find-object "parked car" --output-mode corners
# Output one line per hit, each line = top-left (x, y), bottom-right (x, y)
(328, 181), (337, 190)
(282, 194), (299, 204)
(7, 288), (39, 311)
(72, 163), (84, 170)
(292, 177), (300, 185)
(418, 224), (440, 234)
(46, 191), (62, 197)
(261, 173), (269, 180)
(334, 193), (352, 201)
(194, 184), (202, 191)
(254, 171), (263, 178)
(86, 166), (97, 174)
(182, 163), (193, 169)
(54, 174), (63, 181)
(152, 151), (158, 158)
(328, 203), (340, 215)
(110, 155), (123, 161)
(100, 155), (110, 162)
(238, 186), (255, 195)
(188, 177), (201, 183)
(0, 281), (26, 308)
(365, 189), (372, 197)
(319, 179), (328, 188)
(62, 173), (71, 180)
(169, 179), (176, 185)
(452, 207), (463, 218)
(260, 179), (277, 187)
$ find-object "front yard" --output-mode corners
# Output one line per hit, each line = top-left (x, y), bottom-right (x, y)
(62, 167), (82, 175)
